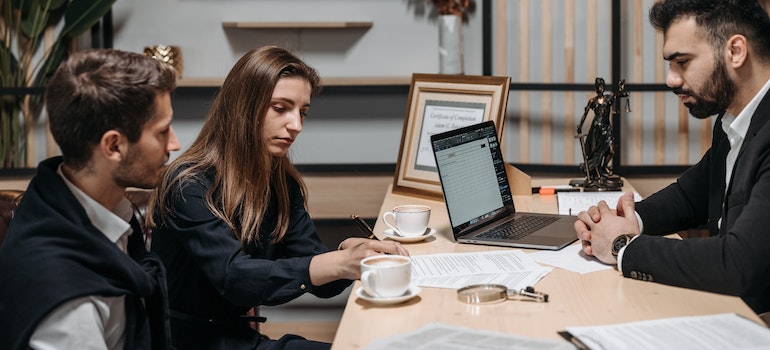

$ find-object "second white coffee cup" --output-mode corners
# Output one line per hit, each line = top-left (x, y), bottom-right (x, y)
(382, 204), (431, 237)
(360, 255), (411, 298)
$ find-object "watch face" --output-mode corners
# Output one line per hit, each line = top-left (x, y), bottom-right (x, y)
(611, 235), (629, 256)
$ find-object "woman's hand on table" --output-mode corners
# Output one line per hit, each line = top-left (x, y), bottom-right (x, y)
(310, 238), (409, 284)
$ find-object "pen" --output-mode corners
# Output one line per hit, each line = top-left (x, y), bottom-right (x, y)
(557, 331), (590, 350)
(350, 214), (379, 240)
(509, 286), (549, 302)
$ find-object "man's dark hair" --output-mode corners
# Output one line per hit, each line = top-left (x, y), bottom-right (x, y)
(649, 0), (770, 62)
(45, 49), (177, 170)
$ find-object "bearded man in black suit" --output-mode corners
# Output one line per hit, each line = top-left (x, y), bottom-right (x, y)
(575, 0), (770, 317)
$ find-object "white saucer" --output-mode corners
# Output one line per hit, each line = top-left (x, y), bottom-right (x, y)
(355, 286), (421, 306)
(383, 227), (436, 243)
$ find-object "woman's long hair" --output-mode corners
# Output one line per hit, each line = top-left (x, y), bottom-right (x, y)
(149, 46), (321, 246)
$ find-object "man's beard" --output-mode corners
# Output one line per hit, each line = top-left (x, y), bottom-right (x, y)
(673, 58), (736, 119)
(114, 145), (165, 189)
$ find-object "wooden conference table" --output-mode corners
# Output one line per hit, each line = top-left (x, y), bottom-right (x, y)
(330, 179), (763, 349)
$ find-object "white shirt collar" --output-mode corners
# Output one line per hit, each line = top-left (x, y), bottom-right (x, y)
(721, 77), (770, 143)
(57, 165), (133, 244)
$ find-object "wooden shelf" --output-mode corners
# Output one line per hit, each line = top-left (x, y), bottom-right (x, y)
(222, 21), (373, 29)
(177, 76), (410, 88)
(322, 76), (409, 86)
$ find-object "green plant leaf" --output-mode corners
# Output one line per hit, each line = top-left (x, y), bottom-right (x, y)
(11, 0), (33, 12)
(11, 0), (63, 17)
(0, 43), (23, 87)
(13, 0), (66, 10)
(49, 0), (66, 10)
(3, 0), (114, 167)
(20, 1), (50, 38)
(62, 0), (115, 38)
(30, 0), (114, 87)
(32, 37), (66, 87)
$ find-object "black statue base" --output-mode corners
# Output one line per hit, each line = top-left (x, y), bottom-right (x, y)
(572, 175), (624, 192)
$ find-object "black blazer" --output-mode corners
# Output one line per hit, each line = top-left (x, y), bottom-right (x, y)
(152, 169), (350, 349)
(630, 89), (770, 314)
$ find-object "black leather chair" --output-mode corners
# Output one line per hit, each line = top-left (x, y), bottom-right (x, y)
(0, 190), (24, 246)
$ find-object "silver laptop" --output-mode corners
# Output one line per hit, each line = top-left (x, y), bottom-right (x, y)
(430, 120), (577, 250)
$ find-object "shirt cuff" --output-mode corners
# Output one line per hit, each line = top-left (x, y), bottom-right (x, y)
(635, 210), (644, 234)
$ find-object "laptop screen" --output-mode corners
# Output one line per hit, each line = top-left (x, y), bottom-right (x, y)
(431, 121), (515, 234)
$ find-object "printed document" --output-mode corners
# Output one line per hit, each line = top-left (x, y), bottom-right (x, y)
(528, 243), (613, 274)
(367, 322), (573, 350)
(410, 250), (552, 291)
(562, 313), (770, 350)
(557, 191), (642, 216)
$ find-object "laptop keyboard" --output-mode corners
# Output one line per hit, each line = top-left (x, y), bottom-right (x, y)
(476, 215), (560, 240)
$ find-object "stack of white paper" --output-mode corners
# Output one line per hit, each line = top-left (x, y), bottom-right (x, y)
(409, 250), (552, 291)
(557, 191), (642, 216)
(563, 313), (770, 350)
(367, 322), (573, 350)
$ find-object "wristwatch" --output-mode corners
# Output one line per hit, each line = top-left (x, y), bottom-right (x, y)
(611, 234), (636, 257)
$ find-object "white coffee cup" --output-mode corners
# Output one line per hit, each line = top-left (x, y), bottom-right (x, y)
(382, 204), (431, 237)
(360, 255), (411, 298)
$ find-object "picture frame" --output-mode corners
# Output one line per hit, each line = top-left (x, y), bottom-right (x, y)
(392, 73), (511, 199)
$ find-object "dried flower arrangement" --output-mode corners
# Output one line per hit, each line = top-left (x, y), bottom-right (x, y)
(428, 0), (472, 16)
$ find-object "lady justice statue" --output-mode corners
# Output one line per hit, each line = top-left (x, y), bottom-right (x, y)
(576, 77), (630, 191)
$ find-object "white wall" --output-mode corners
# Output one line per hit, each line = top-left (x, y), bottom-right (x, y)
(111, 0), (484, 78)
(110, 0), (485, 165)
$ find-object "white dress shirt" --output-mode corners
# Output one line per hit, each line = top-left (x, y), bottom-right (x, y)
(28, 166), (134, 350)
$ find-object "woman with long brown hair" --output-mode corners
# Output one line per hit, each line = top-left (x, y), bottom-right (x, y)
(149, 46), (407, 349)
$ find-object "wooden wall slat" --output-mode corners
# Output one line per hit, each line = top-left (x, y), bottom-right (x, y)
(587, 0), (598, 81)
(678, 107), (689, 163)
(495, 0), (508, 75)
(518, 0), (530, 162)
(654, 29), (666, 164)
(564, 0), (575, 164)
(654, 107), (666, 163)
(631, 0), (644, 164)
(541, 0), (553, 163)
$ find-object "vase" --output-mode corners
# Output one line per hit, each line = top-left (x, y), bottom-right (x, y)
(438, 14), (464, 75)
(0, 96), (28, 169)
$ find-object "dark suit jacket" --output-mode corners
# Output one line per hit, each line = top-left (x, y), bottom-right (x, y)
(0, 157), (171, 350)
(629, 89), (770, 314)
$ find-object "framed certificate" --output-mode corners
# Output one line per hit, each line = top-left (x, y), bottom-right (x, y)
(392, 73), (511, 199)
